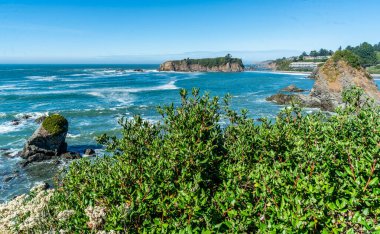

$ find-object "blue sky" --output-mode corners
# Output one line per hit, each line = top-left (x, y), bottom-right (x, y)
(0, 0), (379, 63)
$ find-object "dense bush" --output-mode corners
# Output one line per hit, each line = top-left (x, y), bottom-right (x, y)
(332, 50), (361, 69)
(346, 42), (378, 67)
(44, 88), (379, 233)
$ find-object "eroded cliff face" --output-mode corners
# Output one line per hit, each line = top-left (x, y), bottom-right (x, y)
(305, 59), (380, 110)
(159, 61), (244, 72)
(266, 57), (380, 111)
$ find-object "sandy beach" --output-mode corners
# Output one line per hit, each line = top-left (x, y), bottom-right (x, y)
(248, 70), (311, 76)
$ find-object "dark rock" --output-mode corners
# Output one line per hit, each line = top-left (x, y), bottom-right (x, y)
(266, 93), (298, 105)
(281, 85), (306, 93)
(3, 173), (18, 183)
(21, 114), (68, 165)
(84, 148), (95, 156)
(11, 119), (20, 125)
(61, 152), (81, 159)
(2, 151), (14, 158)
(34, 116), (47, 124)
(133, 69), (144, 72)
(21, 114), (32, 120)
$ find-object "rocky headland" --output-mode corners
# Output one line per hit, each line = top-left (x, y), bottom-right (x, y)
(159, 55), (244, 72)
(267, 51), (380, 111)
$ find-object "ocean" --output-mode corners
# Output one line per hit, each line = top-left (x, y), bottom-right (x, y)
(0, 64), (379, 202)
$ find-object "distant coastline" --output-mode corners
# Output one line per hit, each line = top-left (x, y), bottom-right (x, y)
(247, 70), (312, 76)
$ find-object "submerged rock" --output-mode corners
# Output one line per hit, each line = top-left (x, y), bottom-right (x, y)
(281, 84), (306, 93)
(34, 115), (47, 124)
(84, 148), (95, 156)
(266, 93), (297, 105)
(61, 152), (81, 160)
(21, 114), (32, 120)
(10, 119), (20, 126)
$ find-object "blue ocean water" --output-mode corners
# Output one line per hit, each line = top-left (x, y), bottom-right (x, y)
(0, 64), (379, 201)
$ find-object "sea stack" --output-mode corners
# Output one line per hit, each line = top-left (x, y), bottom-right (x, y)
(20, 114), (70, 165)
(159, 54), (244, 72)
(267, 50), (380, 111)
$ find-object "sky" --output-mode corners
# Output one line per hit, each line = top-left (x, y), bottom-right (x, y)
(0, 0), (379, 64)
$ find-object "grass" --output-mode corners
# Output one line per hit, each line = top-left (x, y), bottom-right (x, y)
(367, 64), (380, 74)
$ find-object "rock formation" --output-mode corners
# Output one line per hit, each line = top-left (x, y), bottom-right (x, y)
(20, 114), (79, 166)
(281, 85), (306, 93)
(159, 55), (244, 72)
(267, 52), (380, 111)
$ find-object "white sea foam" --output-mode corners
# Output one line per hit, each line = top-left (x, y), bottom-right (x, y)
(0, 122), (25, 134)
(0, 84), (29, 91)
(87, 80), (178, 105)
(0, 85), (16, 90)
(0, 113), (6, 118)
(0, 112), (48, 134)
(70, 73), (90, 77)
(125, 80), (178, 93)
(68, 84), (87, 88)
(255, 98), (268, 103)
(26, 76), (58, 82)
(15, 112), (48, 120)
(67, 133), (81, 138)
(88, 92), (105, 98)
(2, 148), (20, 157)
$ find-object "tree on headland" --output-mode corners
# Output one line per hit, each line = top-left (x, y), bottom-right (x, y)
(373, 42), (380, 51)
(309, 50), (318, 57)
(346, 42), (377, 67)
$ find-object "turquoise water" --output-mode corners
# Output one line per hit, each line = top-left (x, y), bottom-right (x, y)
(0, 64), (379, 201)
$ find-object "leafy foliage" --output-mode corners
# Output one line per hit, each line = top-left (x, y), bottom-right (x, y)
(273, 58), (293, 71)
(42, 114), (68, 135)
(332, 50), (361, 68)
(346, 42), (378, 67)
(46, 88), (380, 232)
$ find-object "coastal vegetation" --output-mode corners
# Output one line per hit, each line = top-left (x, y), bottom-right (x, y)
(331, 50), (361, 69)
(368, 65), (380, 74)
(270, 42), (380, 73)
(180, 54), (244, 68)
(159, 54), (245, 72)
(346, 42), (378, 67)
(7, 87), (378, 233)
(42, 114), (68, 136)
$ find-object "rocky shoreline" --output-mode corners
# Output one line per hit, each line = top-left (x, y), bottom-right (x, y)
(266, 52), (380, 111)
(0, 113), (98, 203)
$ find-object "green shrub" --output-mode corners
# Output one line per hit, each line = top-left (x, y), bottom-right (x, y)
(42, 114), (68, 135)
(332, 50), (361, 68)
(46, 88), (380, 233)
